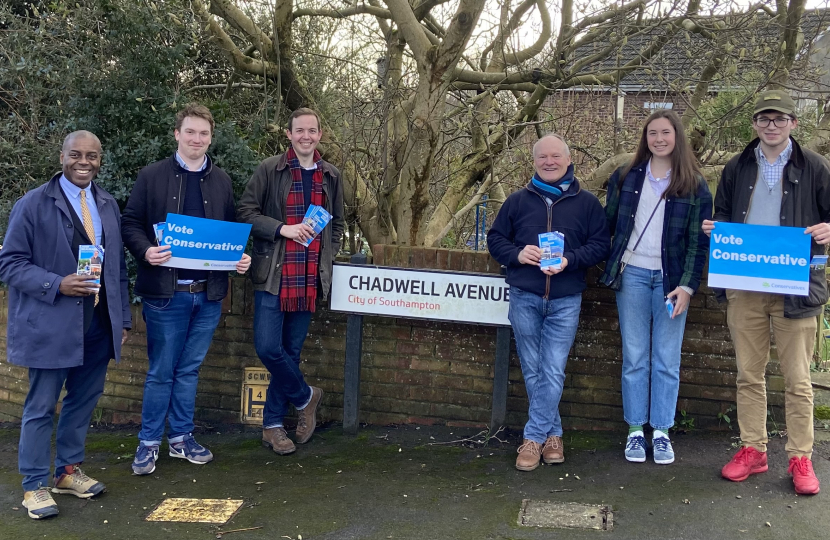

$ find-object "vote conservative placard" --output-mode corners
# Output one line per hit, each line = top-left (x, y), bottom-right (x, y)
(159, 213), (252, 271)
(707, 222), (811, 296)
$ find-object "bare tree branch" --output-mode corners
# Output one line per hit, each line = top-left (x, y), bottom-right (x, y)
(505, 0), (551, 66)
(292, 4), (392, 20)
(187, 82), (265, 91)
(192, 0), (279, 78)
(385, 0), (434, 62)
(413, 0), (454, 19)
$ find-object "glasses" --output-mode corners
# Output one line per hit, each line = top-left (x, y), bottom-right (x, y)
(754, 116), (793, 128)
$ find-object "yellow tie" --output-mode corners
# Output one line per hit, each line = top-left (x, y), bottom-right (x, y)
(79, 190), (99, 306)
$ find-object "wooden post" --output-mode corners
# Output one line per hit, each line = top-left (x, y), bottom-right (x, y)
(342, 253), (367, 435)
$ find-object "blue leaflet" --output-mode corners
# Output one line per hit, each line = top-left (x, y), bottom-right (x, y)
(538, 231), (565, 270)
(77, 244), (105, 285)
(295, 204), (332, 247)
(152, 222), (166, 245)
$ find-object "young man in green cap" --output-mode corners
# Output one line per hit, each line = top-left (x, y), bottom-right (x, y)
(703, 90), (830, 495)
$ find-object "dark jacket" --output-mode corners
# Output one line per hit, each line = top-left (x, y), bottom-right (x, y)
(487, 176), (610, 299)
(600, 162), (713, 296)
(0, 174), (131, 369)
(236, 152), (345, 300)
(714, 137), (830, 317)
(121, 155), (236, 301)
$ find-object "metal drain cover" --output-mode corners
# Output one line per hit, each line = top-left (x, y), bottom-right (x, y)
(518, 500), (613, 531)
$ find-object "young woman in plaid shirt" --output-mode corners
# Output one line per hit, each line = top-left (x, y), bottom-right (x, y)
(600, 109), (712, 464)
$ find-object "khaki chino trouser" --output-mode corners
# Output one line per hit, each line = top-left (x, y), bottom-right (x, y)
(726, 289), (815, 459)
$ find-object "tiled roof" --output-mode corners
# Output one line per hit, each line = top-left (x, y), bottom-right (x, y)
(568, 8), (830, 91)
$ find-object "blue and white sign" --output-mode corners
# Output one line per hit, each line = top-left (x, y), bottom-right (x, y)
(708, 222), (811, 296)
(160, 213), (252, 271)
(330, 264), (510, 326)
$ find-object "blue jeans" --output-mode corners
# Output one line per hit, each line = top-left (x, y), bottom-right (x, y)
(508, 287), (582, 443)
(616, 265), (688, 431)
(139, 292), (222, 445)
(254, 291), (313, 429)
(19, 310), (113, 491)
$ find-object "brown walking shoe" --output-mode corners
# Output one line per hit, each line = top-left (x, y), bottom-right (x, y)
(542, 435), (565, 464)
(295, 386), (323, 444)
(516, 439), (542, 471)
(262, 427), (296, 455)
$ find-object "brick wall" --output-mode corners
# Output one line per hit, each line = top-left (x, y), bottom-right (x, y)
(0, 248), (785, 430)
(539, 90), (692, 174)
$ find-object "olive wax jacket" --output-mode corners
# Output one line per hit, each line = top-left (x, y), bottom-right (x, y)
(713, 137), (830, 318)
(236, 152), (344, 300)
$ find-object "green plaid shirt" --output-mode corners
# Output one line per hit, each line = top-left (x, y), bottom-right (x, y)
(600, 163), (713, 295)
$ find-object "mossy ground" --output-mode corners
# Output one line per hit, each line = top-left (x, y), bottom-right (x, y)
(815, 405), (830, 421)
(0, 423), (828, 539)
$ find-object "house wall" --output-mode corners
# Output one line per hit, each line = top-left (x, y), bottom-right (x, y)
(538, 89), (691, 173)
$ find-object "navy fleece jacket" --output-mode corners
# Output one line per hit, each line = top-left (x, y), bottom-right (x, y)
(487, 176), (610, 299)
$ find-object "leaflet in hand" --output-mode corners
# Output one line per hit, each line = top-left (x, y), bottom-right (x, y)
(294, 205), (332, 247)
(152, 222), (167, 245)
(77, 245), (105, 285)
(539, 231), (565, 270)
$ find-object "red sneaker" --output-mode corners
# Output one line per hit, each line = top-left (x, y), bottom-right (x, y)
(722, 446), (768, 482)
(788, 456), (820, 495)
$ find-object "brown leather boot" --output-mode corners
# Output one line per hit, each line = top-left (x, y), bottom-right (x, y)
(262, 427), (295, 455)
(542, 436), (565, 464)
(295, 386), (323, 444)
(515, 439), (542, 471)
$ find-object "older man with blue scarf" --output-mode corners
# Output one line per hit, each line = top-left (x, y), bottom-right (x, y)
(488, 134), (610, 471)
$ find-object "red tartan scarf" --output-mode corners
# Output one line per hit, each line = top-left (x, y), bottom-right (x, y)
(280, 145), (325, 312)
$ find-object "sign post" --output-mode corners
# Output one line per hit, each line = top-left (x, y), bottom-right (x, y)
(490, 266), (512, 437)
(343, 254), (367, 435)
(331, 262), (511, 435)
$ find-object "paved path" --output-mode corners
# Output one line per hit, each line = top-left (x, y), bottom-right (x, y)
(0, 424), (827, 539)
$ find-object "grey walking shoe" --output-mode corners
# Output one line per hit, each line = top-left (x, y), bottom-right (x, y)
(23, 488), (59, 519)
(652, 434), (675, 465)
(624, 432), (647, 463)
(132, 444), (159, 475)
(52, 465), (106, 498)
(169, 434), (214, 464)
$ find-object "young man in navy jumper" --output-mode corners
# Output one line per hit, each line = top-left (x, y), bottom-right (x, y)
(122, 104), (251, 475)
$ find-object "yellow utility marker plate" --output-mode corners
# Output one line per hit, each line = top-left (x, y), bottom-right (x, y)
(146, 498), (244, 524)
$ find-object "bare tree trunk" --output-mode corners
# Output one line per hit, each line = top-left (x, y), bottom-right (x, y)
(770, 0), (806, 87)
(385, 0), (486, 244)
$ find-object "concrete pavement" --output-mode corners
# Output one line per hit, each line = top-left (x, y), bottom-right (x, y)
(0, 423), (827, 540)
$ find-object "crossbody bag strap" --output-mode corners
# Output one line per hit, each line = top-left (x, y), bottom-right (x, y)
(629, 198), (664, 253)
(619, 198), (664, 275)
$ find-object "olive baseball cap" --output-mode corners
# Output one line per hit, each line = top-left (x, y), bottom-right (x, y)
(753, 90), (796, 116)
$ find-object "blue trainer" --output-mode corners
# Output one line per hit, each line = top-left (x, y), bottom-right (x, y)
(624, 432), (647, 463)
(132, 444), (159, 475)
(169, 434), (214, 465)
(652, 433), (675, 465)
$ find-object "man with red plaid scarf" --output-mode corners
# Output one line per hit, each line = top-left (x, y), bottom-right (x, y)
(237, 108), (345, 455)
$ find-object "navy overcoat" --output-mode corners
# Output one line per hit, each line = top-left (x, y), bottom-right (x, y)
(0, 174), (131, 368)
